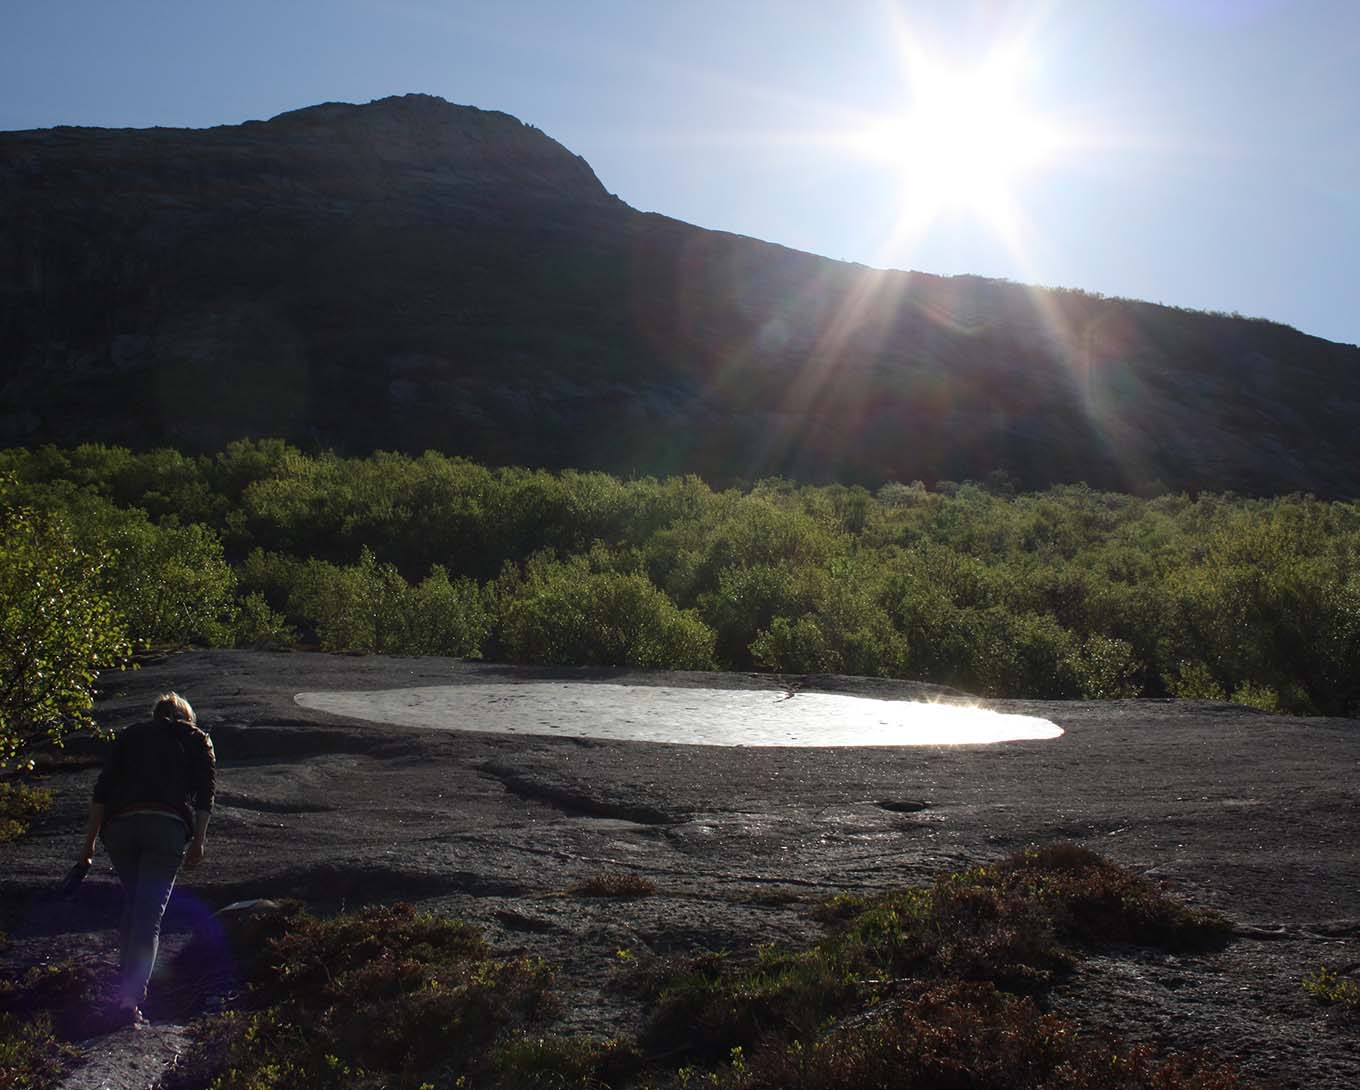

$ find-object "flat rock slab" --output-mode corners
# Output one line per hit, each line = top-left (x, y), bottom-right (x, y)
(57, 1022), (191, 1090)
(4, 650), (1358, 1089)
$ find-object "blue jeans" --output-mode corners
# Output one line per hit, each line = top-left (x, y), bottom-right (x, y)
(100, 814), (188, 1007)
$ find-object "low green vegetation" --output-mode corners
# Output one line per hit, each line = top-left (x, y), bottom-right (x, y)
(0, 961), (108, 1089)
(5, 439), (1360, 766)
(0, 1013), (76, 1090)
(633, 843), (1230, 1066)
(0, 848), (1255, 1089)
(0, 781), (54, 842)
(681, 982), (1255, 1090)
(161, 902), (554, 1090)
(1303, 965), (1360, 1010)
(64, 846), (1240, 1090)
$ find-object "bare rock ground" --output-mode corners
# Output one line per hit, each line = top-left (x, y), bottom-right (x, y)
(3, 649), (1358, 1089)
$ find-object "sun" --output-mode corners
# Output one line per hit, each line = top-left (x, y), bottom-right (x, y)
(852, 43), (1064, 248)
(902, 60), (1056, 209)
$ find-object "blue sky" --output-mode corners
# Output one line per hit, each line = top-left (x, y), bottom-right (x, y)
(5, 0), (1357, 345)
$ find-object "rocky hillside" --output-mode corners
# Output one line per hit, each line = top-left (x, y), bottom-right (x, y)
(3, 93), (1357, 495)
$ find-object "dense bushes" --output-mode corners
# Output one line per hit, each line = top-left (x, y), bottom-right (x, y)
(499, 554), (716, 669)
(0, 487), (132, 768)
(4, 441), (1360, 714)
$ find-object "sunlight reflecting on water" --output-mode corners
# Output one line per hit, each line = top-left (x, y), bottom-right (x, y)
(294, 683), (1062, 747)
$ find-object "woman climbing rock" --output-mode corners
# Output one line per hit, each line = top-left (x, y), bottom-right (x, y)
(77, 691), (216, 1024)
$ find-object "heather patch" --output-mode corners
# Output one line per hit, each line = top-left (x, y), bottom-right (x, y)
(636, 844), (1230, 1066)
(571, 874), (659, 899)
(160, 903), (554, 1090)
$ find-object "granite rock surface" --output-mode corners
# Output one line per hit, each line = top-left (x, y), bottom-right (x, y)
(2, 650), (1357, 1088)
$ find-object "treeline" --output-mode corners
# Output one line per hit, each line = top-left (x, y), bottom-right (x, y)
(5, 440), (1360, 717)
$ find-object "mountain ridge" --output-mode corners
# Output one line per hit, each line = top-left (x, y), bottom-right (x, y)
(3, 94), (1357, 496)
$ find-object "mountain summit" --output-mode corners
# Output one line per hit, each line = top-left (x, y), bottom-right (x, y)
(260, 94), (612, 206)
(2, 96), (1357, 495)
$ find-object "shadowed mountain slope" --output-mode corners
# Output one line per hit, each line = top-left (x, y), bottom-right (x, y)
(3, 93), (1357, 494)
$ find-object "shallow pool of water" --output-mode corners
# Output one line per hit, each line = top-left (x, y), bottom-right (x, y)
(294, 683), (1062, 747)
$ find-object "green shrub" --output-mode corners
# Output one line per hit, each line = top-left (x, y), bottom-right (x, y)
(235, 548), (306, 611)
(0, 496), (131, 769)
(288, 548), (412, 653)
(730, 562), (908, 677)
(0, 958), (118, 1043)
(499, 556), (716, 669)
(0, 1012), (77, 1090)
(1169, 661), (1227, 701)
(407, 565), (492, 657)
(699, 563), (811, 668)
(232, 592), (297, 650)
(86, 509), (238, 648)
(1065, 634), (1142, 699)
(640, 944), (862, 1064)
(968, 609), (1081, 699)
(750, 616), (840, 674)
(0, 781), (54, 842)
(1302, 965), (1360, 1010)
(1230, 682), (1280, 713)
(647, 493), (841, 612)
(486, 1033), (636, 1089)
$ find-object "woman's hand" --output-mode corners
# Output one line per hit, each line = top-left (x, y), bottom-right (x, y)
(80, 802), (104, 869)
(185, 840), (205, 868)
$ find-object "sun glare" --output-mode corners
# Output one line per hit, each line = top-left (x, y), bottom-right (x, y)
(848, 28), (1066, 254)
(899, 61), (1056, 210)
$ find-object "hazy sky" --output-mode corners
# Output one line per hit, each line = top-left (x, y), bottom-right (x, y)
(5, 0), (1357, 345)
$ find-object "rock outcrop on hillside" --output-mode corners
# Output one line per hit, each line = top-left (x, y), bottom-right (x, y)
(3, 94), (1358, 495)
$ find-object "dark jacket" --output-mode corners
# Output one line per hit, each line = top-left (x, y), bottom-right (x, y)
(92, 719), (216, 830)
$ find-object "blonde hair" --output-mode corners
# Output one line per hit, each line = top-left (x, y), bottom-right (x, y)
(152, 692), (196, 727)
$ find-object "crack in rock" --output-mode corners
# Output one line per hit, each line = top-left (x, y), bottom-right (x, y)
(477, 762), (681, 825)
(207, 722), (425, 761)
(204, 863), (528, 907)
(494, 908), (568, 934)
(877, 799), (931, 813)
